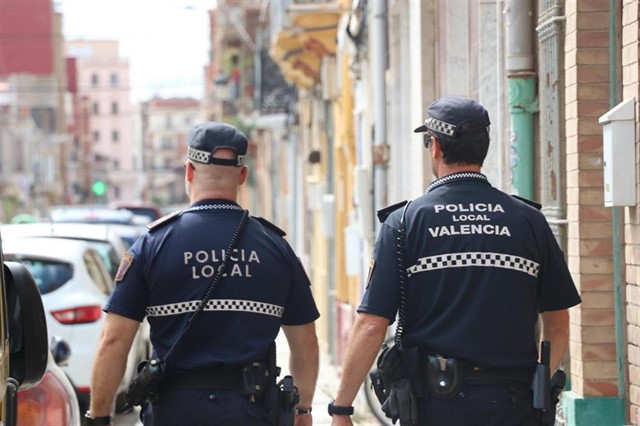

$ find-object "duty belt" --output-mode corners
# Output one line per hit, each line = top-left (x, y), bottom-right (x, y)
(461, 363), (535, 384)
(162, 366), (244, 390)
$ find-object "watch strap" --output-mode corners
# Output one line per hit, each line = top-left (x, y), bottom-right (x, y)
(328, 399), (354, 416)
(84, 411), (112, 426)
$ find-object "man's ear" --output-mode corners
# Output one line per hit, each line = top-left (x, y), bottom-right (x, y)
(239, 166), (249, 186)
(185, 162), (194, 182)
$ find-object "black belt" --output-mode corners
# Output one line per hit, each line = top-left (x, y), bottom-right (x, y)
(461, 364), (535, 384)
(162, 366), (244, 390)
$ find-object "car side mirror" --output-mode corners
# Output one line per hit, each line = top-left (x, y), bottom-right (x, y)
(4, 261), (48, 389)
(50, 335), (72, 366)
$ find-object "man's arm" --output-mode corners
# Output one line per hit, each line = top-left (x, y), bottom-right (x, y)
(89, 312), (140, 417)
(540, 309), (570, 371)
(282, 322), (319, 409)
(334, 313), (388, 411)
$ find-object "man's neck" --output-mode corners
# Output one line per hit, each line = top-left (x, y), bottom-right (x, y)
(436, 164), (482, 179)
(190, 190), (237, 204)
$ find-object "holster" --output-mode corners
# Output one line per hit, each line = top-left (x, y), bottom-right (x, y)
(126, 358), (165, 407)
(253, 342), (299, 426)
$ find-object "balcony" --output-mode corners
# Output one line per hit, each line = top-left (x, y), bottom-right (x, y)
(269, 0), (346, 89)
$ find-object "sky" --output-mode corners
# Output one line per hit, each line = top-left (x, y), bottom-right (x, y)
(56, 0), (215, 102)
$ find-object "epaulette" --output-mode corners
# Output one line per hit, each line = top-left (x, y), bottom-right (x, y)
(147, 210), (181, 231)
(253, 216), (286, 237)
(376, 200), (408, 224)
(511, 195), (542, 210)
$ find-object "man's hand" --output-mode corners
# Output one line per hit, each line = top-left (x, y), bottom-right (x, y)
(294, 412), (313, 426)
(331, 415), (354, 426)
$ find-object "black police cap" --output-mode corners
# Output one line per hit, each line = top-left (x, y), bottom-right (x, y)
(413, 96), (491, 137)
(186, 122), (248, 167)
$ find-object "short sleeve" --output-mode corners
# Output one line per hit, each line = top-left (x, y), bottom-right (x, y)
(357, 222), (401, 322)
(103, 237), (149, 322)
(281, 249), (320, 325)
(536, 219), (581, 312)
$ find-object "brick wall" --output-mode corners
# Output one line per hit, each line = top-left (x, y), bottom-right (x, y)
(621, 0), (640, 422)
(565, 0), (619, 398)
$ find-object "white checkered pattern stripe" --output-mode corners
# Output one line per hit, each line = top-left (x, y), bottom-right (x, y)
(187, 147), (211, 163)
(146, 299), (285, 318)
(187, 147), (246, 166)
(407, 252), (540, 278)
(425, 116), (457, 136)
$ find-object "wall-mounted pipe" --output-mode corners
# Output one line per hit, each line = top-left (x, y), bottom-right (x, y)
(505, 0), (537, 199)
(608, 0), (628, 406)
(371, 0), (388, 229)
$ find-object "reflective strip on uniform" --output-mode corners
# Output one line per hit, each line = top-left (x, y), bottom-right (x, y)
(146, 299), (285, 318)
(407, 252), (540, 278)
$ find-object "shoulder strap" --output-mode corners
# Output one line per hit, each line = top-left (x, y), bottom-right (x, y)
(253, 216), (286, 237)
(511, 194), (542, 210)
(164, 209), (250, 365)
(377, 200), (408, 224)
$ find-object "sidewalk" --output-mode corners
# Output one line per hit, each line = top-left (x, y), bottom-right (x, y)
(276, 332), (382, 425)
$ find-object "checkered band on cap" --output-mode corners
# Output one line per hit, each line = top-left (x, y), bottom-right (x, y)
(145, 299), (284, 318)
(407, 251), (540, 278)
(425, 116), (457, 136)
(187, 146), (246, 167)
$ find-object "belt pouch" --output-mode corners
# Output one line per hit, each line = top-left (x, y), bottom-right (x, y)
(426, 355), (462, 398)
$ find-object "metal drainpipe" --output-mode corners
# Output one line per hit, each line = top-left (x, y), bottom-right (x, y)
(609, 0), (627, 402)
(372, 0), (388, 227)
(506, 0), (537, 199)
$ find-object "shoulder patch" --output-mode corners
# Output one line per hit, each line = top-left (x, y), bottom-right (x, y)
(147, 210), (181, 231)
(376, 200), (408, 224)
(253, 216), (286, 237)
(511, 195), (542, 210)
(115, 252), (134, 282)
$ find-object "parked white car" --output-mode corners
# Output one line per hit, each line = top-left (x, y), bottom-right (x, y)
(1, 223), (129, 279)
(3, 237), (150, 413)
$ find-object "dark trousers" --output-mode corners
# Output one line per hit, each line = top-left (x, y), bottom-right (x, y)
(141, 389), (271, 426)
(418, 382), (541, 426)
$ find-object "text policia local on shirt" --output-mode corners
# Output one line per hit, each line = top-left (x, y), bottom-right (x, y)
(183, 249), (260, 279)
(428, 203), (511, 237)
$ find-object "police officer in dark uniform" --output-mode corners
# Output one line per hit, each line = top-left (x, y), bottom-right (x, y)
(330, 96), (581, 426)
(86, 122), (320, 426)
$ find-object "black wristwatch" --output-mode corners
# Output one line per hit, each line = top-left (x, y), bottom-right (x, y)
(84, 411), (112, 426)
(328, 399), (354, 416)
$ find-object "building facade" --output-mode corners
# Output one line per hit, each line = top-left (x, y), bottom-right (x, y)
(65, 40), (136, 203)
(141, 97), (203, 206)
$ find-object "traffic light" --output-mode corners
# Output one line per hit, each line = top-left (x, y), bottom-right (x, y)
(92, 180), (107, 196)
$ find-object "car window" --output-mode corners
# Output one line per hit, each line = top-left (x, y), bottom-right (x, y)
(83, 251), (113, 295)
(83, 241), (120, 278)
(3, 258), (72, 295)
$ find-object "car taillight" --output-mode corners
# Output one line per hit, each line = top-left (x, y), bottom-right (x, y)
(51, 305), (102, 324)
(17, 372), (72, 426)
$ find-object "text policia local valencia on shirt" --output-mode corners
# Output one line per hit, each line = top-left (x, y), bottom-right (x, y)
(183, 249), (260, 278)
(428, 203), (511, 237)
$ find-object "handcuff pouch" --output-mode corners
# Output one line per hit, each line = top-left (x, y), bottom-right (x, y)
(426, 355), (462, 398)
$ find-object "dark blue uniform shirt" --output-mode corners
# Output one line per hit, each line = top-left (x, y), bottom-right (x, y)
(359, 172), (581, 368)
(105, 199), (319, 370)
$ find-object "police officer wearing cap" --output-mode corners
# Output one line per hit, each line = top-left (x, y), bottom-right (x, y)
(331, 96), (581, 426)
(86, 122), (320, 426)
